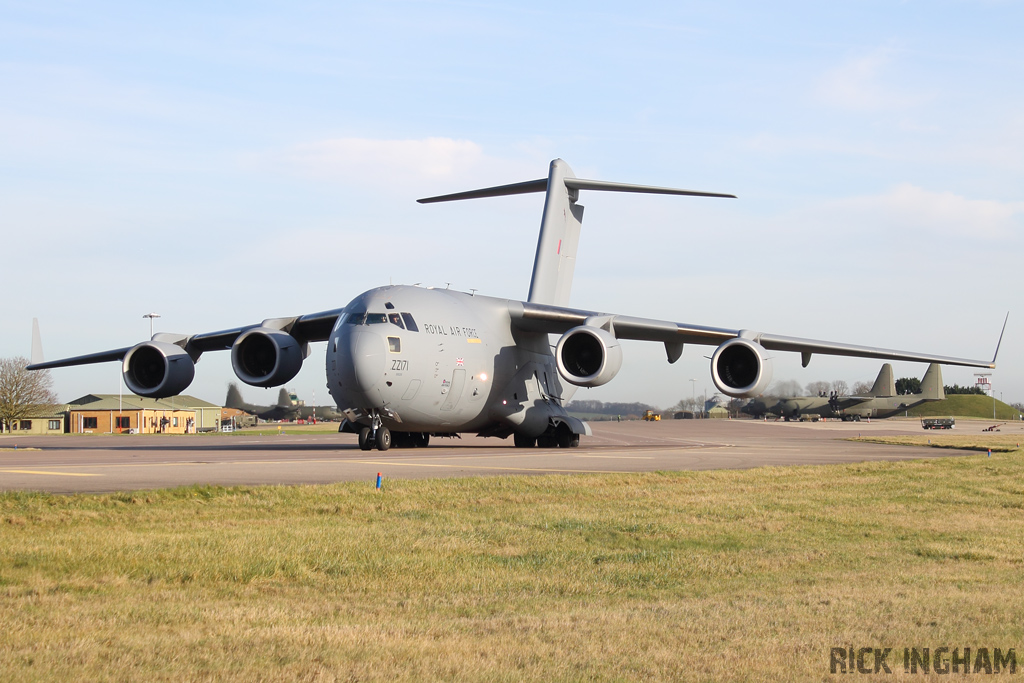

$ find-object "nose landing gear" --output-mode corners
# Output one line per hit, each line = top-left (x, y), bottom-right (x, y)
(358, 413), (392, 451)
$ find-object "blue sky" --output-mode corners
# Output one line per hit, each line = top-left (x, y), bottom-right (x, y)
(2, 1), (1021, 409)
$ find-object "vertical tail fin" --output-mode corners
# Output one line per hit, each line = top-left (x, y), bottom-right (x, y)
(277, 388), (292, 407)
(868, 363), (896, 397)
(528, 160), (584, 306)
(225, 383), (247, 410)
(919, 363), (944, 400)
(31, 318), (44, 365)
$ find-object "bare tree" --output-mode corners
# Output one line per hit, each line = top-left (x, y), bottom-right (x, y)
(672, 397), (702, 414)
(831, 379), (849, 396)
(768, 379), (803, 398)
(0, 357), (58, 433)
(805, 380), (831, 397)
(851, 381), (873, 396)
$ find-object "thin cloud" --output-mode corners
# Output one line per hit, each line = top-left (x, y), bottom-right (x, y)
(817, 48), (927, 111)
(283, 137), (486, 186)
(834, 184), (1023, 239)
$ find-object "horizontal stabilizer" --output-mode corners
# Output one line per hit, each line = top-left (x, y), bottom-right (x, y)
(417, 176), (735, 204)
(417, 179), (547, 204)
(563, 178), (735, 199)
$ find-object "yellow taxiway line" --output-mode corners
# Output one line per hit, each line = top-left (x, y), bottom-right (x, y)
(0, 469), (101, 477)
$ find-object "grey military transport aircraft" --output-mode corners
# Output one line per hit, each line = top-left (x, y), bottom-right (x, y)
(743, 363), (946, 421)
(27, 160), (1003, 451)
(224, 383), (343, 422)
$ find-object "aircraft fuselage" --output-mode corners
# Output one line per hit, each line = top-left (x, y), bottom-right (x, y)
(327, 285), (569, 438)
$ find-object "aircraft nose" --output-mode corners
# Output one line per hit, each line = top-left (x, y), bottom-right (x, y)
(351, 328), (386, 395)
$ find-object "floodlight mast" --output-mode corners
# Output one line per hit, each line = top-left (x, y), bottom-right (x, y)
(143, 312), (161, 339)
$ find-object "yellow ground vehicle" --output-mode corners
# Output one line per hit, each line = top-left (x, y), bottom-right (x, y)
(642, 410), (661, 421)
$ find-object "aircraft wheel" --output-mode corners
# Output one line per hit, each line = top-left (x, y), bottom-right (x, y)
(416, 433), (430, 448)
(853, 415), (861, 422)
(537, 434), (558, 449)
(376, 427), (392, 451)
(513, 433), (535, 448)
(358, 427), (373, 451)
(569, 434), (580, 448)
(555, 425), (573, 448)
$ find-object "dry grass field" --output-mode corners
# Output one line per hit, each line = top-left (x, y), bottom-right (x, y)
(3, 443), (1023, 681)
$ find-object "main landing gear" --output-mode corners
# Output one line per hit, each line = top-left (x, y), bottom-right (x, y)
(514, 423), (580, 449)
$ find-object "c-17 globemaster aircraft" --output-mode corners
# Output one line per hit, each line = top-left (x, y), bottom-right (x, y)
(28, 160), (1003, 451)
(742, 363), (946, 421)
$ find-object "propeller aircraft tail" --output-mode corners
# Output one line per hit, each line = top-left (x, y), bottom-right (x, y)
(919, 363), (945, 400)
(868, 363), (896, 397)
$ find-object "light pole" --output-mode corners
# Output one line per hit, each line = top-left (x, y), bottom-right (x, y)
(689, 379), (697, 417)
(143, 312), (161, 339)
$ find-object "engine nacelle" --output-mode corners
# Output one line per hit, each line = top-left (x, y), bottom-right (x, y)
(231, 327), (304, 388)
(555, 326), (623, 388)
(122, 341), (196, 398)
(710, 338), (773, 398)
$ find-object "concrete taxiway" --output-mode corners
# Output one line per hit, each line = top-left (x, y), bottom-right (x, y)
(1, 418), (1017, 494)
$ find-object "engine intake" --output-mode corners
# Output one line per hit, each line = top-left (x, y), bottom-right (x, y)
(231, 328), (304, 388)
(122, 341), (196, 398)
(555, 326), (622, 388)
(710, 337), (773, 398)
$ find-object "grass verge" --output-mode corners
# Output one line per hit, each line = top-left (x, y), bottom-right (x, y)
(3, 453), (1023, 681)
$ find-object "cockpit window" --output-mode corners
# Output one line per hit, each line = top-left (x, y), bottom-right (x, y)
(366, 313), (389, 324)
(401, 312), (419, 332)
(388, 313), (404, 328)
(344, 310), (366, 325)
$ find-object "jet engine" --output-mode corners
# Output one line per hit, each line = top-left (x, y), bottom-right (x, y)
(122, 341), (196, 398)
(231, 327), (304, 388)
(710, 337), (773, 398)
(555, 326), (623, 388)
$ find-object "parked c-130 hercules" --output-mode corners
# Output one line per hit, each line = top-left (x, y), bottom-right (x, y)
(29, 160), (1003, 450)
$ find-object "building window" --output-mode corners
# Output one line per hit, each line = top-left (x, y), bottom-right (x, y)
(116, 417), (130, 429)
(49, 420), (61, 431)
(172, 417), (178, 427)
(19, 420), (31, 430)
(83, 417), (98, 429)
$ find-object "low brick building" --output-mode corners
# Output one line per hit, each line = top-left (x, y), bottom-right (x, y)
(68, 394), (197, 434)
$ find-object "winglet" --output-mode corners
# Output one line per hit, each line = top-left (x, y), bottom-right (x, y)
(991, 313), (1009, 365)
(31, 318), (44, 365)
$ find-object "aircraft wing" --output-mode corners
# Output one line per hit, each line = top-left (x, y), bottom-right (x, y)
(26, 307), (345, 370)
(510, 301), (1002, 369)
